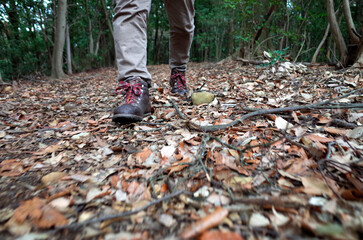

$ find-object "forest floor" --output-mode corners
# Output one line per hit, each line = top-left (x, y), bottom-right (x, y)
(0, 61), (362, 240)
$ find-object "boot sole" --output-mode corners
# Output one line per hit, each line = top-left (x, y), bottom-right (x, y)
(112, 113), (151, 124)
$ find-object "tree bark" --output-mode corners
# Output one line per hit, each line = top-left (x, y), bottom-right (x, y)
(100, 0), (114, 39)
(312, 23), (330, 63)
(326, 0), (347, 66)
(85, 0), (94, 54)
(342, 0), (359, 44)
(66, 24), (72, 74)
(51, 0), (67, 79)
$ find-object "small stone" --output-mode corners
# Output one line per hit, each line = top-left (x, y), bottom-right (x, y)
(192, 92), (215, 105)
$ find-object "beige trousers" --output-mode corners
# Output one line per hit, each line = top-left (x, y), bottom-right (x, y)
(113, 0), (195, 86)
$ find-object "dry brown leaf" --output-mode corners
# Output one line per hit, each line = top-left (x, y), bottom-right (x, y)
(135, 148), (152, 163)
(198, 230), (243, 240)
(301, 175), (333, 197)
(323, 127), (347, 135)
(0, 159), (30, 177)
(180, 207), (229, 239)
(11, 197), (68, 228)
(306, 134), (335, 143)
(41, 172), (67, 185)
(34, 144), (61, 155)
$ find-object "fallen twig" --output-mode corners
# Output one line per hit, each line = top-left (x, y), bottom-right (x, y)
(168, 99), (186, 120)
(196, 135), (212, 182)
(51, 190), (186, 232)
(189, 89), (363, 132)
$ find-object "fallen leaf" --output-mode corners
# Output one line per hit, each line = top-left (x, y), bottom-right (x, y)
(249, 212), (270, 227)
(270, 207), (289, 227)
(301, 175), (333, 197)
(275, 116), (293, 130)
(198, 231), (243, 240)
(180, 207), (229, 239)
(306, 134), (335, 143)
(0, 159), (30, 177)
(323, 127), (347, 135)
(346, 126), (363, 139)
(10, 197), (68, 228)
(135, 148), (152, 163)
(34, 144), (61, 155)
(158, 214), (176, 228)
(41, 172), (67, 185)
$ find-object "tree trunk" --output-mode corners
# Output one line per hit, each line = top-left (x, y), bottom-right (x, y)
(228, 10), (235, 55)
(326, 0), (347, 66)
(85, 0), (94, 54)
(312, 23), (330, 63)
(51, 0), (67, 79)
(342, 0), (359, 44)
(100, 0), (114, 39)
(66, 24), (72, 74)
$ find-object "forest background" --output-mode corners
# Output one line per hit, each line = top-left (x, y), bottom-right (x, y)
(0, 0), (362, 81)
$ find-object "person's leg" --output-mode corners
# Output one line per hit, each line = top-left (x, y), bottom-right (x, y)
(164, 0), (195, 95)
(164, 0), (195, 71)
(112, 0), (152, 123)
(113, 0), (152, 85)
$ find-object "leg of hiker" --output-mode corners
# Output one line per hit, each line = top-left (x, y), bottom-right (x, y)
(112, 0), (152, 123)
(164, 0), (195, 95)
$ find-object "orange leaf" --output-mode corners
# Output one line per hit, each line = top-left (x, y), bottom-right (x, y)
(198, 231), (244, 240)
(306, 134), (334, 143)
(11, 197), (68, 228)
(135, 148), (152, 163)
(180, 207), (229, 239)
(0, 159), (30, 177)
(323, 127), (347, 136)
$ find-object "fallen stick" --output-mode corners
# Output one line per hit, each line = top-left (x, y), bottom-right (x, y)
(51, 190), (185, 232)
(189, 89), (362, 132)
(168, 99), (187, 120)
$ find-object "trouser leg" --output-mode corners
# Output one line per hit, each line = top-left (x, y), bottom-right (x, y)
(113, 0), (152, 86)
(164, 0), (195, 71)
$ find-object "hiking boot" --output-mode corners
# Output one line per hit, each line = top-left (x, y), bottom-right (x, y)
(113, 77), (151, 124)
(170, 69), (188, 95)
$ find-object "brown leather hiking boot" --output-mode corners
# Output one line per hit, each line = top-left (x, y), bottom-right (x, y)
(113, 77), (151, 124)
(170, 69), (188, 95)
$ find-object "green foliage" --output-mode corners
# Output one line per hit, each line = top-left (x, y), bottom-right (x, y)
(262, 48), (289, 67)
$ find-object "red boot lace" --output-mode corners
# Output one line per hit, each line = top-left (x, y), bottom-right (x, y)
(171, 71), (186, 90)
(115, 81), (142, 104)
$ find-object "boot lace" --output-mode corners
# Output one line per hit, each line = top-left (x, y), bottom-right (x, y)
(115, 81), (142, 104)
(171, 71), (186, 90)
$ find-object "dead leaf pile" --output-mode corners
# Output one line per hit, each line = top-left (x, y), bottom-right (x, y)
(0, 63), (362, 239)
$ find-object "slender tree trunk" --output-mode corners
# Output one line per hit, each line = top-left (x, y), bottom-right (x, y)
(51, 0), (67, 79)
(342, 0), (359, 44)
(95, 32), (102, 56)
(66, 24), (72, 74)
(228, 10), (235, 55)
(312, 23), (330, 63)
(85, 0), (94, 54)
(353, 41), (363, 66)
(326, 0), (347, 66)
(100, 0), (114, 39)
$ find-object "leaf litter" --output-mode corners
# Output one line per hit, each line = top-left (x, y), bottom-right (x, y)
(0, 62), (362, 239)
